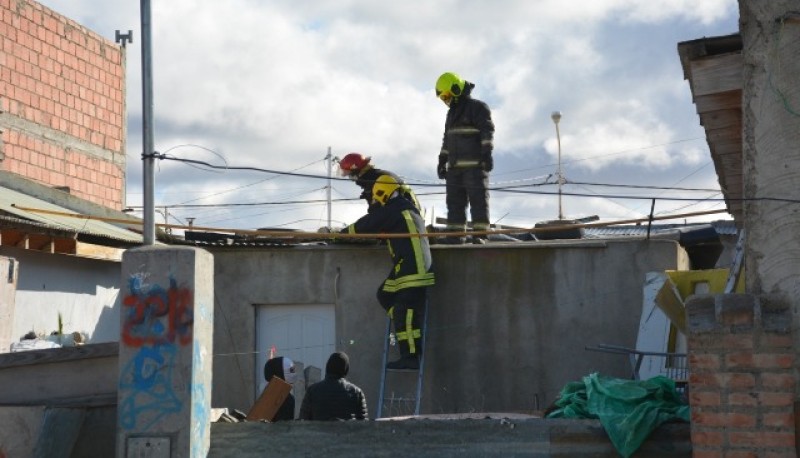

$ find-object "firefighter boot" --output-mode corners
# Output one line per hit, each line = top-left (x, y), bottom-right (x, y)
(387, 342), (420, 370)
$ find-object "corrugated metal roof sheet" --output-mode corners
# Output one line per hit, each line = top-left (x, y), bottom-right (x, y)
(0, 186), (143, 244)
(584, 220), (738, 238)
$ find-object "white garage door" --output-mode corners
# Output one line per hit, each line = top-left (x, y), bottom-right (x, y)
(255, 304), (335, 395)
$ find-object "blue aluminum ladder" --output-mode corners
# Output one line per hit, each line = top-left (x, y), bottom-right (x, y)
(375, 295), (429, 419)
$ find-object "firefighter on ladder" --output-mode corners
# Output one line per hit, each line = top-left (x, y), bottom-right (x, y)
(341, 175), (434, 370)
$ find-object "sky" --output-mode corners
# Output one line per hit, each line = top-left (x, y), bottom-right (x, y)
(39, 0), (741, 233)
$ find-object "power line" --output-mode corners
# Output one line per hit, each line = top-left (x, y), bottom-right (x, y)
(142, 154), (800, 206)
(565, 180), (719, 192)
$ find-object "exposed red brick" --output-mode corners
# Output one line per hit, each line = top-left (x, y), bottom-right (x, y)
(723, 452), (758, 458)
(756, 392), (795, 408)
(727, 431), (795, 447)
(692, 411), (756, 428)
(691, 391), (722, 406)
(757, 334), (793, 349)
(2, 0), (124, 209)
(760, 373), (795, 390)
(692, 449), (723, 458)
(727, 392), (758, 407)
(690, 429), (725, 447)
(762, 411), (795, 428)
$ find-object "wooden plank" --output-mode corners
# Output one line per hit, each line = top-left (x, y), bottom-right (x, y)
(246, 376), (292, 422)
(654, 277), (687, 334)
(15, 233), (29, 249)
(689, 53), (743, 96)
(693, 90), (742, 113)
(711, 144), (743, 156)
(74, 241), (123, 261)
(698, 109), (742, 130)
(707, 127), (742, 143)
(53, 237), (76, 254)
(26, 234), (52, 251)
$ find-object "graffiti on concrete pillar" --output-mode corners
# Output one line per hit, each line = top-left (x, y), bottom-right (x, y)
(122, 275), (194, 347)
(119, 344), (183, 430)
(191, 339), (210, 452)
(119, 274), (195, 430)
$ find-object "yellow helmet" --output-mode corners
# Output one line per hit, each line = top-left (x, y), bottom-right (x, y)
(435, 72), (465, 106)
(372, 174), (400, 206)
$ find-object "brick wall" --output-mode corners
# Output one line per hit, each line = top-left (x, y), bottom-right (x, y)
(0, 0), (125, 209)
(687, 293), (796, 457)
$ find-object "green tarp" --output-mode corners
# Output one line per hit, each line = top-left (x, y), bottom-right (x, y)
(546, 373), (690, 458)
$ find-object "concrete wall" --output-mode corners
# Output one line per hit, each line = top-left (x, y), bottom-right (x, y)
(210, 239), (689, 414)
(0, 246), (120, 349)
(0, 0), (126, 209)
(0, 342), (118, 405)
(208, 418), (691, 457)
(0, 405), (691, 458)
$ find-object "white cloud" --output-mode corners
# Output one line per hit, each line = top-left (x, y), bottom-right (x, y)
(37, 0), (739, 230)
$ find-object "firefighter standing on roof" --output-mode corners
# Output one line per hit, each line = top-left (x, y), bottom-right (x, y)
(435, 72), (495, 244)
(341, 175), (434, 370)
(338, 152), (422, 214)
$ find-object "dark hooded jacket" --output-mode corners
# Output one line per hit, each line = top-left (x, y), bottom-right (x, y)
(264, 356), (295, 421)
(299, 352), (368, 421)
(439, 82), (495, 169)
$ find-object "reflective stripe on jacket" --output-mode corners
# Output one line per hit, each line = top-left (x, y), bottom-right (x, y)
(344, 197), (434, 291)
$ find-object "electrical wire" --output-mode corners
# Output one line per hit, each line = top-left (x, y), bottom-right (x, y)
(145, 154), (800, 205)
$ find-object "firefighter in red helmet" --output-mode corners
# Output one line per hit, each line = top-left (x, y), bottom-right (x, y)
(338, 152), (421, 213)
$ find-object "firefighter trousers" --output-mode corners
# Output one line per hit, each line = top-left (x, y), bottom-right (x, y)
(445, 167), (490, 227)
(377, 286), (427, 358)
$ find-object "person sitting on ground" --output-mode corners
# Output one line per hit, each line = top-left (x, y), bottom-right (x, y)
(263, 356), (297, 421)
(299, 351), (368, 421)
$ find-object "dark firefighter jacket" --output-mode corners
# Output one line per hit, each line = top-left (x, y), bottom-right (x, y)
(356, 167), (421, 213)
(439, 82), (495, 168)
(343, 196), (434, 292)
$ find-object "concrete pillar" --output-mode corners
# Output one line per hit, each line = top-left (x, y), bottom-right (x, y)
(740, 3), (800, 304)
(116, 246), (214, 458)
(0, 256), (18, 352)
(686, 294), (795, 456)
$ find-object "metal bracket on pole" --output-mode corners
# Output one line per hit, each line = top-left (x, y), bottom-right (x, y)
(724, 228), (746, 293)
(646, 199), (656, 239)
(115, 30), (133, 48)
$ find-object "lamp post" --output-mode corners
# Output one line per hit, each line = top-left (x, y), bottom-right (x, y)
(551, 111), (564, 220)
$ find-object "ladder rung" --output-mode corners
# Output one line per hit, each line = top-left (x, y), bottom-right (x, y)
(376, 295), (430, 419)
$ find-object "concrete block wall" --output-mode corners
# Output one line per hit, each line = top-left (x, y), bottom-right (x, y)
(0, 0), (126, 209)
(686, 293), (796, 457)
(0, 256), (17, 352)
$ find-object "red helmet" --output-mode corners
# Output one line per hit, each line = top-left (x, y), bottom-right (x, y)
(338, 153), (372, 177)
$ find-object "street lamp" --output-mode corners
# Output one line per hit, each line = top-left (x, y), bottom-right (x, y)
(551, 111), (564, 220)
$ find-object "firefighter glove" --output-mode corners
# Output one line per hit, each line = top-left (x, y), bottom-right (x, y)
(437, 155), (448, 179)
(482, 154), (493, 172)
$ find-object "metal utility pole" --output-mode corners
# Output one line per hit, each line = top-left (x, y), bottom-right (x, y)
(141, 0), (156, 244)
(326, 147), (333, 229)
(551, 111), (564, 221)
